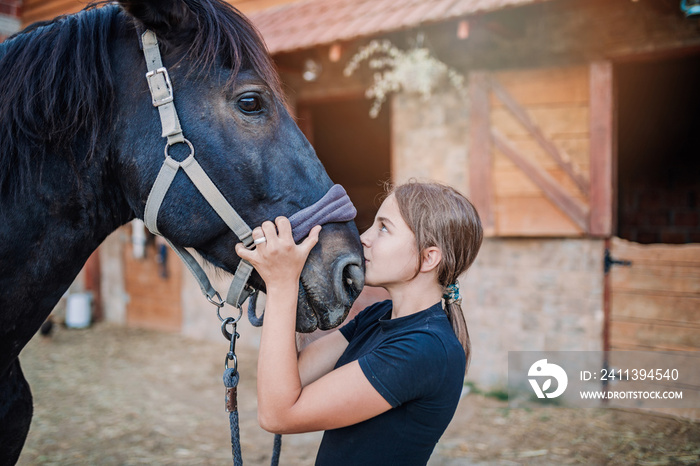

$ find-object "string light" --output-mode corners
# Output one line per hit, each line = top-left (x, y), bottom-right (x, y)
(329, 43), (342, 62)
(457, 20), (469, 39)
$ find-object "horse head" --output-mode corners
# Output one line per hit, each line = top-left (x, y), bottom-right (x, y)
(112, 0), (364, 331)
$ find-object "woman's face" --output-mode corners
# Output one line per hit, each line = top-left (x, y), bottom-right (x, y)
(360, 194), (420, 289)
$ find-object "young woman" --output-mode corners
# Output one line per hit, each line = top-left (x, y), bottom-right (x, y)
(235, 181), (483, 465)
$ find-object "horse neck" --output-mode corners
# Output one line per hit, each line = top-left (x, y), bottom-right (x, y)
(8, 149), (132, 277)
(0, 148), (133, 368)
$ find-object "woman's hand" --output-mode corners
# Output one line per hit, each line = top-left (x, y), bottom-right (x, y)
(234, 217), (322, 290)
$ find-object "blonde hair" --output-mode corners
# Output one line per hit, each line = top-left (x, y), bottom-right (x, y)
(390, 181), (483, 368)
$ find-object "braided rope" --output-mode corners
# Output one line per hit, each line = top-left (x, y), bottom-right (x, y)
(223, 339), (282, 466)
(223, 368), (243, 466)
(271, 434), (282, 466)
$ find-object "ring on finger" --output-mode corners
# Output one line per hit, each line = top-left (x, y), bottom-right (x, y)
(253, 236), (267, 245)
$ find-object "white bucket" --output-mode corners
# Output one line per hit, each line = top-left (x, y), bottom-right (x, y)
(65, 293), (92, 328)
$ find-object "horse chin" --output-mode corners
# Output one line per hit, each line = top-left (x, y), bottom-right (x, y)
(296, 276), (352, 333)
(295, 284), (319, 333)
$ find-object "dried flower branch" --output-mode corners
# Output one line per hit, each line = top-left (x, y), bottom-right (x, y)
(344, 39), (466, 118)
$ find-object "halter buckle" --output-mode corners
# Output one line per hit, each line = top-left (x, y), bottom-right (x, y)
(146, 67), (174, 107)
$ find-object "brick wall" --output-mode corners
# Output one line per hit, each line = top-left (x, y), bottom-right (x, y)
(391, 89), (470, 194)
(463, 238), (604, 388)
(0, 0), (20, 41)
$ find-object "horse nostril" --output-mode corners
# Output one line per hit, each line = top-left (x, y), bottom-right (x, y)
(332, 255), (364, 305)
(342, 263), (364, 300)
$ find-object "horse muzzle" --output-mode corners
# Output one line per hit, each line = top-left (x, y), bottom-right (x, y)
(296, 222), (364, 332)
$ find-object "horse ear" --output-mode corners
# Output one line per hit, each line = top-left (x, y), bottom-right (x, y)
(119, 0), (193, 36)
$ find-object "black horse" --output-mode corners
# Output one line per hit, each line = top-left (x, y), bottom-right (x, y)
(0, 1), (364, 463)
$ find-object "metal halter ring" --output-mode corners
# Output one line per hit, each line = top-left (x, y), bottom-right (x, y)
(207, 291), (225, 308)
(217, 303), (243, 324)
(164, 138), (194, 159)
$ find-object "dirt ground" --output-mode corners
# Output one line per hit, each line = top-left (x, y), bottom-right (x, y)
(16, 322), (700, 465)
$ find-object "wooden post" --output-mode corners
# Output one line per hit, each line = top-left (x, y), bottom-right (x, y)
(589, 61), (615, 237)
(469, 72), (494, 234)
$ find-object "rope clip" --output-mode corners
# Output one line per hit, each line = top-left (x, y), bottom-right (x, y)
(222, 317), (239, 372)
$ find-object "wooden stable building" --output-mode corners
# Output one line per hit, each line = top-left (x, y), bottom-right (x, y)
(245, 0), (700, 418)
(8, 0), (700, 416)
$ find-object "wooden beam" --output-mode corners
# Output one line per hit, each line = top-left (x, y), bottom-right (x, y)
(589, 61), (615, 237)
(492, 128), (589, 232)
(468, 72), (495, 234)
(490, 77), (590, 197)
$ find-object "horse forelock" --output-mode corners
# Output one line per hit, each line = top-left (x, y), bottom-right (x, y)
(0, 0), (284, 200)
(181, 0), (285, 101)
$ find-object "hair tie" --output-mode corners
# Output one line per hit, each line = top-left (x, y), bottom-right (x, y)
(443, 282), (461, 305)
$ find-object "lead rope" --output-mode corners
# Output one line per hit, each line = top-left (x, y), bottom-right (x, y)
(247, 291), (263, 326)
(222, 311), (281, 466)
(222, 317), (243, 466)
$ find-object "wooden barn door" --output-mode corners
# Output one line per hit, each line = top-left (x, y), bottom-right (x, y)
(608, 238), (700, 352)
(606, 238), (700, 419)
(123, 223), (183, 332)
(605, 54), (700, 418)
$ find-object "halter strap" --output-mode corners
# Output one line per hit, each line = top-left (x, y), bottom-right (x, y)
(141, 30), (184, 146)
(140, 29), (255, 309)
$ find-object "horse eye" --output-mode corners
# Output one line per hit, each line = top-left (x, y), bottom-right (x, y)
(237, 95), (263, 114)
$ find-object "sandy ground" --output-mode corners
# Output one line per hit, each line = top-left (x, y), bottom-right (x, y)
(15, 322), (700, 465)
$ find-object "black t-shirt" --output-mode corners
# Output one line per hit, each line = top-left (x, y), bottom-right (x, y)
(315, 300), (466, 466)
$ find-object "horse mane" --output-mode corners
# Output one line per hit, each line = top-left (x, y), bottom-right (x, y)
(0, 0), (283, 199)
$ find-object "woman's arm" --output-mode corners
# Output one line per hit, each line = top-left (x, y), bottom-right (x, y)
(235, 218), (390, 434)
(298, 330), (348, 387)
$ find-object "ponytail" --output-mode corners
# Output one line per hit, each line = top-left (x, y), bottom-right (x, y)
(443, 282), (471, 371)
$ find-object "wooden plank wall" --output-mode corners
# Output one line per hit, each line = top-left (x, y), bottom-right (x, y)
(609, 237), (700, 419)
(610, 237), (700, 352)
(489, 66), (590, 236)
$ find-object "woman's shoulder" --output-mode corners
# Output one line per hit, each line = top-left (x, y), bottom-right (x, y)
(397, 309), (466, 369)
